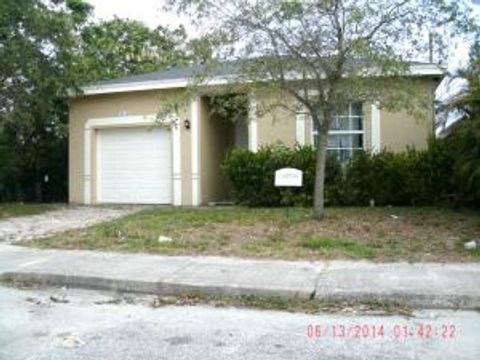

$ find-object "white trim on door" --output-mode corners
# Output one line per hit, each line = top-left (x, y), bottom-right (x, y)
(83, 128), (92, 204)
(95, 130), (102, 203)
(84, 114), (181, 205)
(248, 91), (258, 152)
(190, 97), (201, 206)
(172, 120), (182, 206)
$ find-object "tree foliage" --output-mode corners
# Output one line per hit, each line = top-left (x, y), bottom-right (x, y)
(166, 0), (477, 219)
(443, 42), (480, 203)
(0, 0), (91, 201)
(75, 18), (191, 83)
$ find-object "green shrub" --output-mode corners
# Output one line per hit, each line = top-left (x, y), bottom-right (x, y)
(222, 144), (342, 207)
(443, 116), (480, 205)
(342, 139), (454, 206)
(222, 141), (456, 207)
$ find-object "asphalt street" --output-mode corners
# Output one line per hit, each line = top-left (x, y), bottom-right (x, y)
(0, 285), (479, 360)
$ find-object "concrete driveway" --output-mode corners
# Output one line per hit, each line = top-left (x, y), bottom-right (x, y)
(0, 206), (145, 243)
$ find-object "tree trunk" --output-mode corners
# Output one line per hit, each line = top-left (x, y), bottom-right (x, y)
(313, 129), (329, 220)
(312, 109), (332, 220)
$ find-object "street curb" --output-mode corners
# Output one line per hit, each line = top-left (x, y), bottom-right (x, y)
(0, 271), (314, 300)
(3, 271), (480, 309)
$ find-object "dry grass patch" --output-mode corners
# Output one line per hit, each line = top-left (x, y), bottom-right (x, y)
(25, 206), (480, 262)
(0, 203), (59, 219)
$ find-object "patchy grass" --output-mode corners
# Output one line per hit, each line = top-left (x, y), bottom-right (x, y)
(25, 206), (480, 262)
(298, 236), (376, 258)
(0, 203), (59, 219)
(455, 237), (480, 260)
(148, 292), (413, 316)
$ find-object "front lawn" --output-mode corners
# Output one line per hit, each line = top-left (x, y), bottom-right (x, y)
(0, 203), (59, 219)
(25, 206), (480, 262)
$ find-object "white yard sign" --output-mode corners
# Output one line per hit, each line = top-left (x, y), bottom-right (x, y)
(275, 168), (303, 187)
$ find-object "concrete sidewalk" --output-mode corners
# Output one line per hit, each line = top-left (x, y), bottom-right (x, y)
(1, 244), (480, 308)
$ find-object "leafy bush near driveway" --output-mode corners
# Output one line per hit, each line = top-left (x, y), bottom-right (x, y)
(222, 140), (455, 207)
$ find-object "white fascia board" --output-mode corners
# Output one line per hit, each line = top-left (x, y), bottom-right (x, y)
(74, 64), (445, 97)
(354, 64), (446, 78)
(75, 76), (236, 97)
(284, 64), (445, 80)
(409, 64), (446, 76)
(80, 79), (190, 96)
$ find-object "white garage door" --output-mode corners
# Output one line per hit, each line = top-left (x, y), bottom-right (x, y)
(97, 127), (172, 204)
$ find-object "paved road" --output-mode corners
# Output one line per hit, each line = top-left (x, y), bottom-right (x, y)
(0, 286), (479, 360)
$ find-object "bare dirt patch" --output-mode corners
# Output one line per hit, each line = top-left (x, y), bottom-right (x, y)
(1, 205), (146, 243)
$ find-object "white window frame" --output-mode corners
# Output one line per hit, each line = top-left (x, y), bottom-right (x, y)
(310, 103), (365, 158)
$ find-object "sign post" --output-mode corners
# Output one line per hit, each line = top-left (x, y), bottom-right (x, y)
(274, 168), (303, 218)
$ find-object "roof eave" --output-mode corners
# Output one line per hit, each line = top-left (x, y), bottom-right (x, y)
(71, 64), (446, 97)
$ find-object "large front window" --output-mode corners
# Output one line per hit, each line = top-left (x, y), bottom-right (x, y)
(312, 102), (364, 162)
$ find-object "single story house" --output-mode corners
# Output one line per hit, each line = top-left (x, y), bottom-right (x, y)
(69, 62), (444, 206)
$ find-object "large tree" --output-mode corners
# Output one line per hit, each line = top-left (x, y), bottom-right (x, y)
(75, 18), (191, 83)
(167, 0), (477, 219)
(0, 0), (91, 126)
(0, 0), (91, 201)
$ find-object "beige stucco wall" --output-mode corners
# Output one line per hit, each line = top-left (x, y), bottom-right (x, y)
(379, 79), (437, 151)
(69, 89), (192, 205)
(255, 78), (437, 152)
(256, 90), (296, 147)
(199, 98), (233, 204)
(380, 108), (433, 151)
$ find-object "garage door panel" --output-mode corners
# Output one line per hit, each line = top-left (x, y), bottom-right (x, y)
(97, 127), (172, 204)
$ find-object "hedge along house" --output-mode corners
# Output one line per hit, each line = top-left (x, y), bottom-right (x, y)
(69, 62), (444, 206)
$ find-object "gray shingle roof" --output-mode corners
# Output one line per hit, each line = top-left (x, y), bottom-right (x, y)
(94, 66), (197, 86)
(93, 62), (240, 87)
(82, 59), (444, 94)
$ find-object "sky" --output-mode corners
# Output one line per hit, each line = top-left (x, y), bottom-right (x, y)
(86, 0), (479, 101)
(85, 0), (191, 31)
(86, 0), (479, 69)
